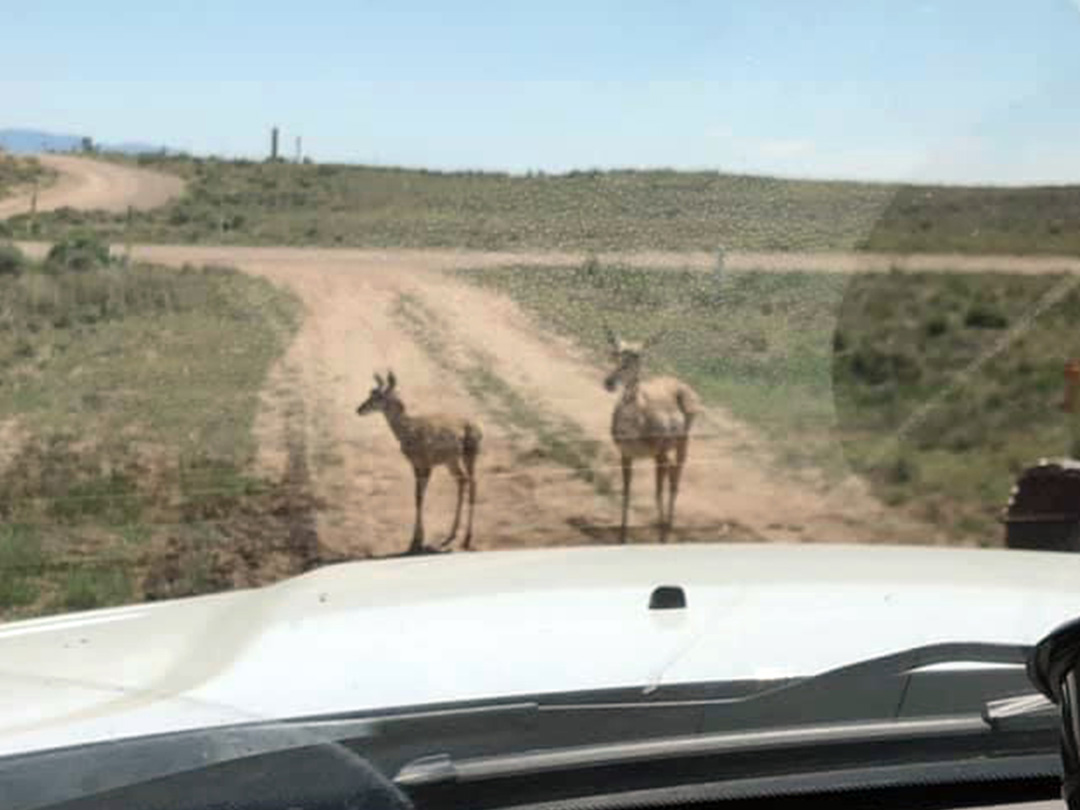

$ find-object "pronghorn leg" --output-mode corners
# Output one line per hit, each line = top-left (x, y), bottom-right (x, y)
(620, 454), (633, 544)
(668, 437), (689, 538)
(655, 451), (671, 542)
(464, 449), (478, 550)
(442, 459), (467, 549)
(411, 466), (432, 554)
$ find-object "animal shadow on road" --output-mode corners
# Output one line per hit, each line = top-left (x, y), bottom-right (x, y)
(362, 545), (455, 561)
(565, 516), (764, 545)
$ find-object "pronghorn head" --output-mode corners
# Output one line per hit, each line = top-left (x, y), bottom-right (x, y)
(357, 370), (399, 416)
(603, 328), (658, 392)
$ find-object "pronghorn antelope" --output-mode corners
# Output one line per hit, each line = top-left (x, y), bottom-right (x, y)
(603, 329), (700, 542)
(357, 371), (482, 554)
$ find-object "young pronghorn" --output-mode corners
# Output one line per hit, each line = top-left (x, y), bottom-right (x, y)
(603, 329), (700, 543)
(356, 371), (482, 554)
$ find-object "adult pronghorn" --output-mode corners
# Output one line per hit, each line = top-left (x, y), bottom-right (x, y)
(603, 329), (700, 542)
(357, 371), (482, 554)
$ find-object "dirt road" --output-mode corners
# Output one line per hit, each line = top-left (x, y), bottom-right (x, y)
(13, 241), (946, 557)
(9, 156), (1016, 556)
(20, 242), (1080, 276)
(0, 154), (184, 219)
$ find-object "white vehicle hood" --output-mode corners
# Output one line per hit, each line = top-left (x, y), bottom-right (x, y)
(2, 542), (1080, 758)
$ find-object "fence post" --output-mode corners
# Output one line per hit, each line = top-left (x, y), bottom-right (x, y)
(712, 245), (726, 303)
(28, 178), (38, 238)
(125, 205), (133, 263)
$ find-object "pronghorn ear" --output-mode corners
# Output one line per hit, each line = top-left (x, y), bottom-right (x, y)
(373, 373), (385, 389)
(387, 370), (397, 391)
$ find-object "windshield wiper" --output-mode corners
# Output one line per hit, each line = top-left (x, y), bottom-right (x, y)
(983, 692), (1057, 728)
(394, 707), (1059, 810)
(2, 643), (1055, 810)
(390, 643), (1056, 808)
(396, 715), (992, 786)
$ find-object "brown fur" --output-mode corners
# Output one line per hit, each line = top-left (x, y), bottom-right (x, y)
(358, 371), (482, 553)
(604, 334), (698, 542)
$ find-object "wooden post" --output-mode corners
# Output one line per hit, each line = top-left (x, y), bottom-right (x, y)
(711, 245), (726, 303)
(125, 205), (133, 262)
(27, 177), (38, 238)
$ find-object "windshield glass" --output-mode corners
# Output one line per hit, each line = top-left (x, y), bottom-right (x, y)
(5, 0), (1080, 759)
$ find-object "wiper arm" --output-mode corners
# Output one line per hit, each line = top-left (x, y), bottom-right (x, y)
(394, 642), (1058, 804)
(690, 641), (1034, 731)
(983, 692), (1057, 729)
(394, 708), (1062, 810)
(396, 715), (990, 787)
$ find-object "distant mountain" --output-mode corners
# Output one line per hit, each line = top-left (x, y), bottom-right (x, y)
(0, 129), (83, 154)
(105, 141), (174, 156)
(0, 129), (172, 156)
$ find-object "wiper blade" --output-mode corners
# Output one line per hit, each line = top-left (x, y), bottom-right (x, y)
(393, 642), (1058, 805)
(688, 641), (1034, 732)
(0, 643), (1046, 810)
(396, 715), (990, 787)
(983, 692), (1057, 729)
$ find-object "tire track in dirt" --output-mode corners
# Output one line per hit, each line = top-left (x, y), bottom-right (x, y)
(204, 248), (946, 553)
(11, 242), (959, 554)
(243, 252), (631, 557)
(19, 243), (1080, 277)
(0, 157), (973, 554)
(398, 270), (946, 547)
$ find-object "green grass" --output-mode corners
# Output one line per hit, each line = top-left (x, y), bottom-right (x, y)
(0, 525), (45, 608)
(462, 260), (1080, 544)
(833, 269), (1080, 540)
(0, 246), (305, 618)
(58, 565), (133, 612)
(864, 185), (1080, 255)
(462, 261), (850, 478)
(463, 359), (613, 496)
(14, 153), (1080, 254)
(393, 292), (614, 495)
(0, 259), (298, 465)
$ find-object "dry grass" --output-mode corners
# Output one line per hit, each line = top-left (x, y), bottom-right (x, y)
(0, 154), (50, 203)
(463, 260), (1080, 544)
(15, 153), (1080, 255)
(0, 242), (317, 619)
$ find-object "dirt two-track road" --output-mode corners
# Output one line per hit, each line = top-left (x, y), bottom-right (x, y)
(16, 156), (1069, 557)
(0, 154), (185, 219)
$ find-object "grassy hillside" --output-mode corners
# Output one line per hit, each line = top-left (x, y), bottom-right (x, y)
(11, 154), (892, 250)
(462, 260), (1080, 544)
(10, 153), (1080, 254)
(0, 154), (50, 199)
(833, 270), (1080, 538)
(865, 185), (1080, 255)
(0, 238), (313, 619)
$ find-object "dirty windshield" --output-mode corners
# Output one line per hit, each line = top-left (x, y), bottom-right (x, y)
(2, 1), (1080, 619)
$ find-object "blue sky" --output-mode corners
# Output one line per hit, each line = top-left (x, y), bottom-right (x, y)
(4, 1), (1080, 183)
